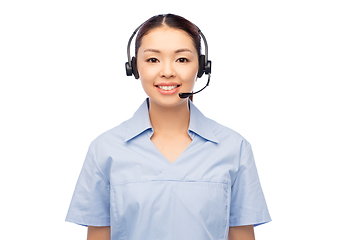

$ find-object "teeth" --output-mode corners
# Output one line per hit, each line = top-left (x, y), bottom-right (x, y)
(158, 85), (178, 91)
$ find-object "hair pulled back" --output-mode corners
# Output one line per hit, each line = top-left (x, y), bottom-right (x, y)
(135, 14), (201, 59)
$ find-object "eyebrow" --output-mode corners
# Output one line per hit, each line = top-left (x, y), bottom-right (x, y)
(143, 49), (160, 53)
(175, 48), (192, 53)
(143, 48), (193, 54)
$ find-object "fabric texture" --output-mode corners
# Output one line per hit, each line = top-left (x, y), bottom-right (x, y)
(66, 98), (271, 239)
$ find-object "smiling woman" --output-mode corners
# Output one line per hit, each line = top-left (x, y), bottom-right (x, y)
(65, 13), (271, 240)
(137, 26), (199, 108)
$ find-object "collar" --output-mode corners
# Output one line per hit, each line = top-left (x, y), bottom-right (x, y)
(124, 98), (219, 143)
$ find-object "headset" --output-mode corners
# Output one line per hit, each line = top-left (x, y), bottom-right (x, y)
(125, 22), (212, 98)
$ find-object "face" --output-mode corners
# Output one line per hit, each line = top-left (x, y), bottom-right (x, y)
(137, 26), (199, 108)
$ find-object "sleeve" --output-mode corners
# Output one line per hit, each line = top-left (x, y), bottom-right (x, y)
(65, 143), (110, 227)
(229, 143), (271, 227)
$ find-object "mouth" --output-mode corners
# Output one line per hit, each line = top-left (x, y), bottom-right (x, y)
(155, 85), (181, 91)
(155, 83), (181, 95)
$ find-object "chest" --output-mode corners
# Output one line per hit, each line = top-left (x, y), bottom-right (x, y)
(105, 129), (239, 186)
(150, 132), (192, 164)
(107, 135), (237, 240)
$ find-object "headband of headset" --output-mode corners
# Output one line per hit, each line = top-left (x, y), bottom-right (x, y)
(125, 22), (211, 79)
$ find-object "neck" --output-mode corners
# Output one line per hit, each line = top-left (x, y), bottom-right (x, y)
(148, 99), (190, 135)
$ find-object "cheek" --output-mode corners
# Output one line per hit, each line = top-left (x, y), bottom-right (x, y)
(137, 63), (152, 81)
(138, 66), (161, 88)
(181, 64), (198, 83)
(137, 64), (158, 95)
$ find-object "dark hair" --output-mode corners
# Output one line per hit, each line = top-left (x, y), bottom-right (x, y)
(135, 14), (201, 60)
(135, 14), (201, 102)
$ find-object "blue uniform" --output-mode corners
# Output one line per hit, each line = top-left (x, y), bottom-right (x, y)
(66, 98), (271, 239)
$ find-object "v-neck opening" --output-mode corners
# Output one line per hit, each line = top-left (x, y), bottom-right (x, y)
(145, 98), (196, 165)
(148, 134), (195, 165)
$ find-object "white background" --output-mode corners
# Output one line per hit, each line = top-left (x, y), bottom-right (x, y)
(1, 0), (359, 239)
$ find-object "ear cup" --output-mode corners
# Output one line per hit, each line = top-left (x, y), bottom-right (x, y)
(125, 61), (133, 76)
(131, 57), (140, 79)
(198, 55), (205, 78)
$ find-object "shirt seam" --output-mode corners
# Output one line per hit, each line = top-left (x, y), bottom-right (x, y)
(110, 179), (230, 188)
(231, 143), (252, 188)
(66, 212), (110, 227)
(90, 144), (110, 184)
(229, 211), (271, 226)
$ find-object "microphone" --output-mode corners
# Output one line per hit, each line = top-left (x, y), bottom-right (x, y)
(179, 73), (211, 99)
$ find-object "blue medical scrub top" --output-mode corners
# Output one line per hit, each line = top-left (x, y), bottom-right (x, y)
(66, 98), (271, 240)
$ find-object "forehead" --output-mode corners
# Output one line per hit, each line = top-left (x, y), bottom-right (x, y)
(139, 27), (196, 51)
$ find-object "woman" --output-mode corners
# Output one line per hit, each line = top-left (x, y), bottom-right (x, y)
(66, 14), (271, 240)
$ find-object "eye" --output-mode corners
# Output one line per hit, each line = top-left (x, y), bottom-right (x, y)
(146, 58), (159, 63)
(177, 58), (189, 63)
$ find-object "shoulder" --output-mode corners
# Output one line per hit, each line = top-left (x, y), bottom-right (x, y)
(206, 116), (251, 150)
(88, 118), (131, 152)
(84, 119), (131, 177)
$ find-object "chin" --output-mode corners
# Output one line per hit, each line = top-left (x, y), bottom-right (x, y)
(147, 95), (188, 109)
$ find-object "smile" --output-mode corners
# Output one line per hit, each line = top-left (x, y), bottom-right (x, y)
(156, 85), (180, 91)
(155, 83), (181, 95)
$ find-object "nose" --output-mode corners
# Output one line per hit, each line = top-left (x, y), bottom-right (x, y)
(160, 61), (175, 78)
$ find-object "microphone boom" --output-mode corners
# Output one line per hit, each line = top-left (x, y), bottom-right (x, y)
(179, 73), (211, 99)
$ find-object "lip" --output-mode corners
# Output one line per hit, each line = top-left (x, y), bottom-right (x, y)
(155, 82), (181, 86)
(155, 82), (181, 95)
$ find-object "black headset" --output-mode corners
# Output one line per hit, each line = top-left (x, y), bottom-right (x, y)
(125, 23), (211, 80)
